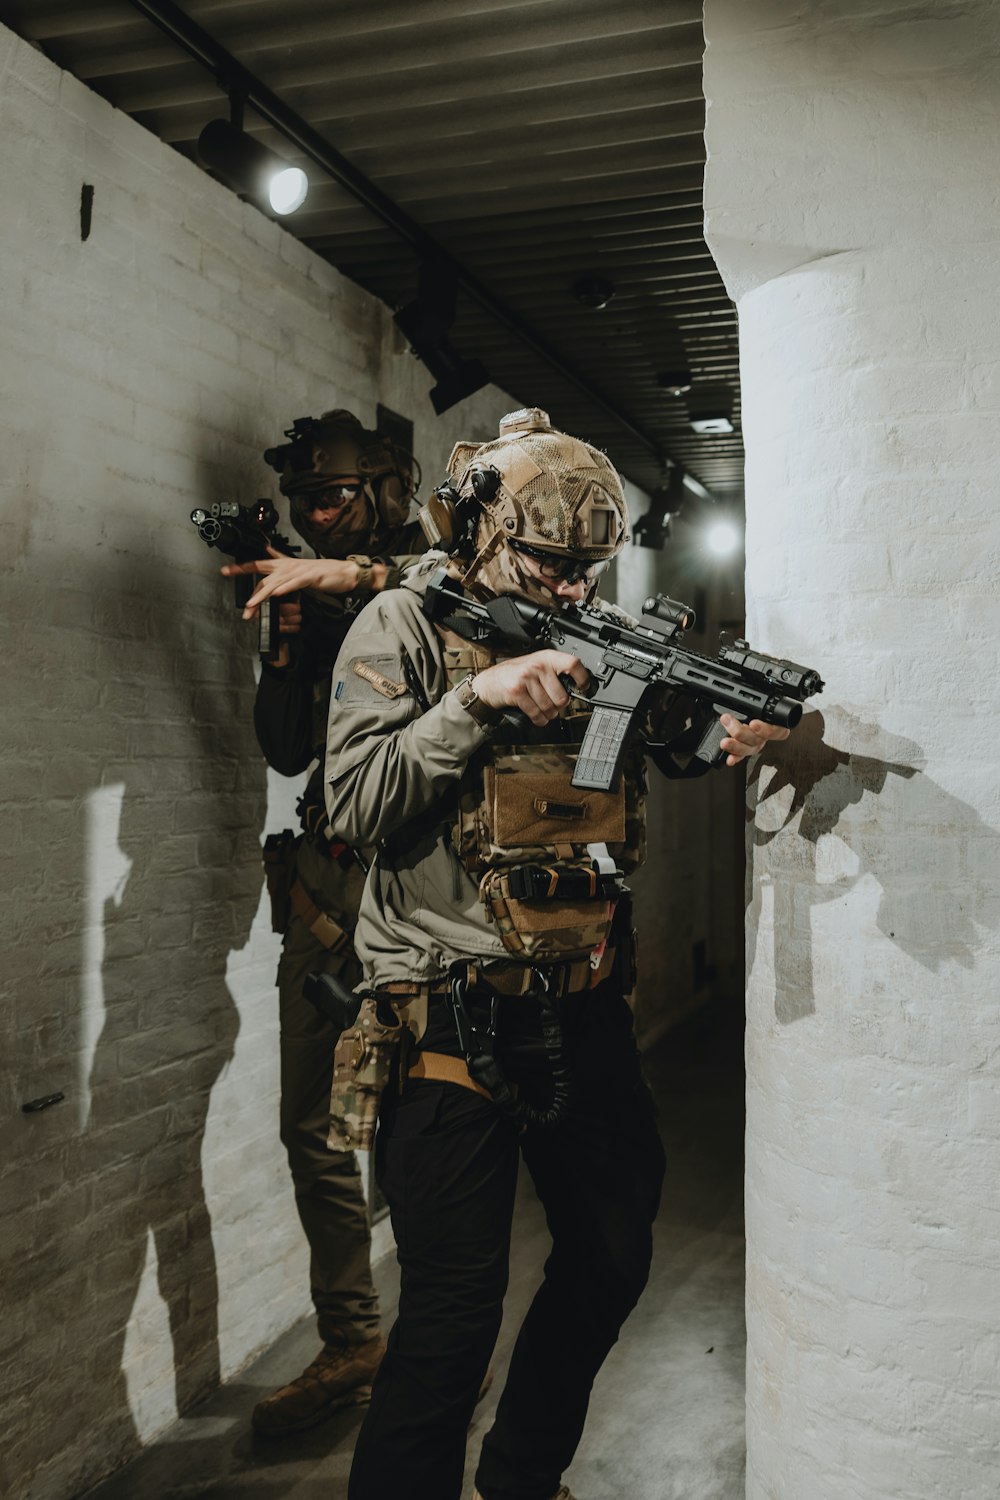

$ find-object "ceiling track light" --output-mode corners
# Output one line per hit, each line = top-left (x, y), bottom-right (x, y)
(124, 0), (712, 483)
(197, 117), (308, 216)
(632, 466), (687, 551)
(394, 260), (490, 413)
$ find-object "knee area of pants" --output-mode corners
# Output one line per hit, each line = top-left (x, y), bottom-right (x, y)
(282, 1137), (361, 1184)
(565, 1232), (653, 1314)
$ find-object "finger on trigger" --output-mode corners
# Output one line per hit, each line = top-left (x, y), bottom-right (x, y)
(540, 667), (568, 706)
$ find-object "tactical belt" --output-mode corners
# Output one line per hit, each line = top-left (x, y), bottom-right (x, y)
(380, 945), (616, 1004)
(290, 880), (352, 953)
(407, 1050), (493, 1101)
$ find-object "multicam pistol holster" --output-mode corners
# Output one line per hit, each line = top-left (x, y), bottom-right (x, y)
(327, 996), (404, 1152)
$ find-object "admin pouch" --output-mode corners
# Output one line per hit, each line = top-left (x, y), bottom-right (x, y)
(328, 996), (404, 1152)
(433, 617), (648, 964)
(480, 861), (619, 962)
(454, 743), (646, 962)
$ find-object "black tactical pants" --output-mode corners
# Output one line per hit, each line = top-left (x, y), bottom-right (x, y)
(347, 976), (666, 1500)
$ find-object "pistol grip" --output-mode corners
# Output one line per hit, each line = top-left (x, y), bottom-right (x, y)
(694, 709), (745, 767)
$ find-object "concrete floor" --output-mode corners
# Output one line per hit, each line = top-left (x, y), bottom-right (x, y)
(85, 1002), (747, 1500)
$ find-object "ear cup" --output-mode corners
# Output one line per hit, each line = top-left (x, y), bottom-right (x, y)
(470, 466), (501, 504)
(418, 480), (483, 550)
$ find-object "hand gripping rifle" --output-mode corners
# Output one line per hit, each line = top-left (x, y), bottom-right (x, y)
(423, 568), (824, 791)
(190, 499), (300, 663)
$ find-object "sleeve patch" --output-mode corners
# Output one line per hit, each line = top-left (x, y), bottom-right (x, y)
(340, 654), (410, 704)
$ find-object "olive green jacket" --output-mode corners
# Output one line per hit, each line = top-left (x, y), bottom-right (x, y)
(324, 555), (508, 984)
(324, 557), (703, 985)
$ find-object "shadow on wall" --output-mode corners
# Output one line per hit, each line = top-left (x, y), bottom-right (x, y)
(745, 707), (996, 1024)
(2, 527), (266, 1497)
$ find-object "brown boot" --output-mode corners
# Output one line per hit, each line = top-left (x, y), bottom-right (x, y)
(251, 1331), (386, 1437)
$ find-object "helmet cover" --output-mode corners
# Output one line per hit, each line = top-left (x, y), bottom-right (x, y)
(275, 409), (417, 558)
(445, 408), (629, 599)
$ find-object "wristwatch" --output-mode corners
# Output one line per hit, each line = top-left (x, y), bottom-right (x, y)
(454, 672), (504, 729)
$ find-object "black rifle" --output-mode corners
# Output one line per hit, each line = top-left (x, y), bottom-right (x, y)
(190, 500), (299, 662)
(423, 568), (824, 791)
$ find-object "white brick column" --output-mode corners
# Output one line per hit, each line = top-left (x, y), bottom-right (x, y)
(703, 4), (1000, 1497)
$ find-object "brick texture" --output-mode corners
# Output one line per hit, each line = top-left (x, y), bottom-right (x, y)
(0, 28), (513, 1500)
(0, 24), (744, 1499)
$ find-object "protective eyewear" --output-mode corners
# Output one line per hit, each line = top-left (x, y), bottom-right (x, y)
(509, 539), (601, 586)
(299, 481), (365, 513)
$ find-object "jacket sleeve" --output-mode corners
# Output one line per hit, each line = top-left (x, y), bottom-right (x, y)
(251, 551), (430, 778)
(324, 594), (491, 846)
(253, 651), (317, 777)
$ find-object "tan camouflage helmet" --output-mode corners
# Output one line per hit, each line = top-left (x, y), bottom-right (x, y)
(275, 409), (418, 557)
(424, 408), (629, 595)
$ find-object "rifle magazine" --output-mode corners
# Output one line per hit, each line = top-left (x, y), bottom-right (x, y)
(572, 706), (633, 790)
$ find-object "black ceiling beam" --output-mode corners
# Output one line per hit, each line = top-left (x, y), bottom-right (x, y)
(127, 0), (717, 499)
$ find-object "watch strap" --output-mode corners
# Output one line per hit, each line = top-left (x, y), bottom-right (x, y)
(454, 672), (503, 729)
(346, 555), (376, 593)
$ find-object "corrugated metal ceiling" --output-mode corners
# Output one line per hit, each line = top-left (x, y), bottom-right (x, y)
(2, 0), (742, 498)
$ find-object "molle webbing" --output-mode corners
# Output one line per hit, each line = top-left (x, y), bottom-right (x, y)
(433, 621), (496, 689)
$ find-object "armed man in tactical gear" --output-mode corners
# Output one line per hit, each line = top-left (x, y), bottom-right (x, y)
(323, 409), (792, 1500)
(221, 409), (425, 1436)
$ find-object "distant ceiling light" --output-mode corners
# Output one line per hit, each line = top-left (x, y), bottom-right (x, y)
(688, 385), (735, 436)
(197, 118), (309, 215)
(690, 413), (735, 435)
(706, 521), (741, 558)
(657, 368), (692, 397)
(572, 276), (616, 310)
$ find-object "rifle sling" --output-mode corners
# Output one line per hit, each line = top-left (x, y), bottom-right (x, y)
(290, 880), (352, 953)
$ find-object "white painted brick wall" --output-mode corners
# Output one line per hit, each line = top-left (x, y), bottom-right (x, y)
(705, 2), (1000, 1496)
(0, 23), (739, 1499)
(0, 28), (518, 1500)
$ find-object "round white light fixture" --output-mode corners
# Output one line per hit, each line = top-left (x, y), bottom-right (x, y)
(197, 119), (309, 218)
(268, 166), (309, 215)
(706, 521), (741, 558)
